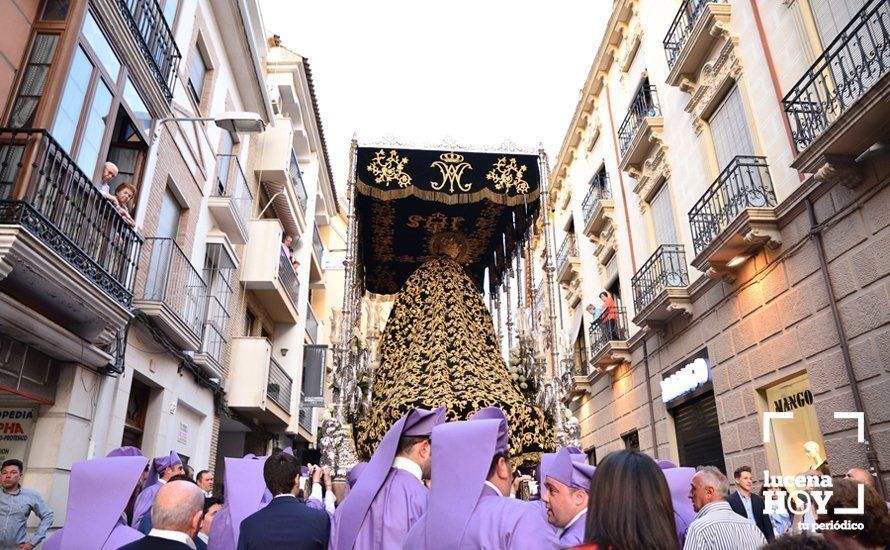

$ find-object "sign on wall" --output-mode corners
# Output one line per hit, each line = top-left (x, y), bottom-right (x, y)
(0, 409), (36, 461)
(661, 358), (711, 403)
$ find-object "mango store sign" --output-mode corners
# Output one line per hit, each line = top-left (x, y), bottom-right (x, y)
(661, 358), (710, 403)
(0, 409), (35, 461)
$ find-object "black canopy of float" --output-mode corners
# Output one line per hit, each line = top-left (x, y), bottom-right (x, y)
(354, 146), (541, 295)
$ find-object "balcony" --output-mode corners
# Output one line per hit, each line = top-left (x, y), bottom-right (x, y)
(240, 219), (300, 323)
(782, 0), (890, 178)
(556, 233), (580, 284)
(0, 129), (142, 346)
(227, 337), (291, 426)
(689, 156), (780, 280)
(631, 245), (692, 329)
(134, 238), (207, 351)
(309, 223), (324, 286)
(193, 277), (232, 378)
(663, 1), (731, 88)
(581, 171), (614, 242)
(618, 85), (665, 175)
(254, 124), (307, 237)
(209, 155), (252, 245)
(115, 0), (181, 102)
(589, 308), (631, 372)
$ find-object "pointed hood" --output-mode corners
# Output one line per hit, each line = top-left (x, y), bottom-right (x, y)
(546, 447), (595, 491)
(58, 456), (147, 549)
(335, 407), (445, 550)
(145, 451), (182, 488)
(470, 406), (509, 454)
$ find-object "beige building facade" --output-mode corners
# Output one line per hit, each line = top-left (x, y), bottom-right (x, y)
(542, 0), (890, 492)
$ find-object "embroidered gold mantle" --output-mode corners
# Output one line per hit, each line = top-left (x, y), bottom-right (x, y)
(354, 256), (554, 465)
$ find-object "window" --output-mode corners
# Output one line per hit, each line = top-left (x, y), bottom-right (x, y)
(160, 0), (180, 27)
(8, 34), (60, 128)
(81, 10), (121, 80)
(622, 430), (640, 452)
(650, 182), (678, 246)
(708, 86), (754, 169)
(123, 378), (151, 449)
(74, 79), (113, 177)
(201, 243), (235, 364)
(809, 0), (867, 47)
(53, 46), (93, 152)
(188, 44), (208, 105)
(245, 309), (257, 336)
(572, 325), (588, 375)
(216, 131), (234, 194)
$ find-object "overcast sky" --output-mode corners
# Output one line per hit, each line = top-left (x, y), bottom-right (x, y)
(261, 0), (610, 192)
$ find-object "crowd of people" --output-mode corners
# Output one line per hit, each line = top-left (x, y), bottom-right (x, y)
(2, 406), (889, 549)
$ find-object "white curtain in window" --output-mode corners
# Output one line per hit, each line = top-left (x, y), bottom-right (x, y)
(650, 181), (679, 247)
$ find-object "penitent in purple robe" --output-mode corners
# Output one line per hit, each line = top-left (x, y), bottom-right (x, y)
(329, 468), (426, 549)
(43, 455), (147, 550)
(557, 512), (587, 547)
(131, 451), (182, 530)
(405, 484), (558, 550)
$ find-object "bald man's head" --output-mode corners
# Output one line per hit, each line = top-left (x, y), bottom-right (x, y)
(151, 480), (204, 538)
(845, 467), (874, 487)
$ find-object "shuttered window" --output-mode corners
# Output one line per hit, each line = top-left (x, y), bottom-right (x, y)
(708, 86), (754, 169)
(650, 181), (679, 246)
(672, 391), (726, 473)
(301, 344), (327, 407)
(809, 0), (868, 47)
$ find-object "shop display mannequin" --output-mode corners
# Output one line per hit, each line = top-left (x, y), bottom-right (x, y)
(804, 441), (830, 475)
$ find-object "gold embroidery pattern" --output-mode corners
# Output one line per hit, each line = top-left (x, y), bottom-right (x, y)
(486, 157), (530, 194)
(354, 256), (554, 466)
(431, 152), (473, 193)
(367, 149), (413, 188)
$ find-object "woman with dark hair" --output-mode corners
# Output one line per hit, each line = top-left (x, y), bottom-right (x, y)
(572, 450), (680, 550)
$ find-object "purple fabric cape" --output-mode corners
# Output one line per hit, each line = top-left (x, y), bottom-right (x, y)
(208, 455), (268, 550)
(333, 407), (443, 550)
(44, 456), (146, 550)
(329, 468), (427, 550)
(558, 512), (587, 546)
(660, 465), (697, 542)
(106, 446), (144, 458)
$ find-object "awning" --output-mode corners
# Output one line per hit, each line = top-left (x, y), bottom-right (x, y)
(355, 146), (541, 294)
(261, 180), (301, 239)
(568, 306), (584, 346)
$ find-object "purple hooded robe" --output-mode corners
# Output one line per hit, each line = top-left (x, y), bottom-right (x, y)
(43, 455), (147, 550)
(130, 451), (182, 530)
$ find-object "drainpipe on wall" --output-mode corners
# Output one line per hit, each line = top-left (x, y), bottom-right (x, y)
(805, 198), (885, 498)
(642, 337), (659, 459)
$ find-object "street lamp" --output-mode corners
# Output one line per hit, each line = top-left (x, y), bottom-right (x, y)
(150, 111), (267, 145)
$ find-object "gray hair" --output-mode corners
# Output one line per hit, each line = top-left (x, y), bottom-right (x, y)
(151, 480), (204, 531)
(696, 466), (729, 497)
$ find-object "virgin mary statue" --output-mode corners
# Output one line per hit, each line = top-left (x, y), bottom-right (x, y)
(354, 232), (554, 465)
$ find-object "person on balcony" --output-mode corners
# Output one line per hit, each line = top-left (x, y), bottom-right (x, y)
(98, 161), (119, 199)
(599, 291), (619, 340)
(282, 235), (294, 262)
(113, 183), (138, 228)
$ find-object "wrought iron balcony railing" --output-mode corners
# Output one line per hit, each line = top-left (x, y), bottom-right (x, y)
(312, 223), (324, 262)
(589, 307), (630, 357)
(632, 245), (689, 313)
(582, 170), (612, 224)
(689, 156), (776, 255)
(278, 250), (300, 308)
(289, 150), (308, 215)
(0, 129), (142, 305)
(115, 0), (181, 102)
(306, 303), (319, 343)
(663, 0), (727, 69)
(782, 0), (890, 152)
(267, 356), (292, 411)
(141, 237), (207, 337)
(199, 272), (233, 367)
(556, 233), (579, 275)
(215, 154), (253, 231)
(618, 85), (661, 157)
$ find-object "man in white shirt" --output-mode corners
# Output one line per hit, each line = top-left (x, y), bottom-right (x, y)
(196, 470), (214, 498)
(684, 467), (766, 550)
(119, 480), (205, 550)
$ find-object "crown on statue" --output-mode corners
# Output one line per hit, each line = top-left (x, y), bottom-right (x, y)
(439, 152), (465, 163)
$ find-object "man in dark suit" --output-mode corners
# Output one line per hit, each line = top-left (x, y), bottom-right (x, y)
(194, 497), (221, 550)
(119, 480), (206, 549)
(237, 451), (330, 549)
(728, 465), (775, 542)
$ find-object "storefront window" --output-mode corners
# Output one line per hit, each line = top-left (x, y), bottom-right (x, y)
(764, 374), (828, 477)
